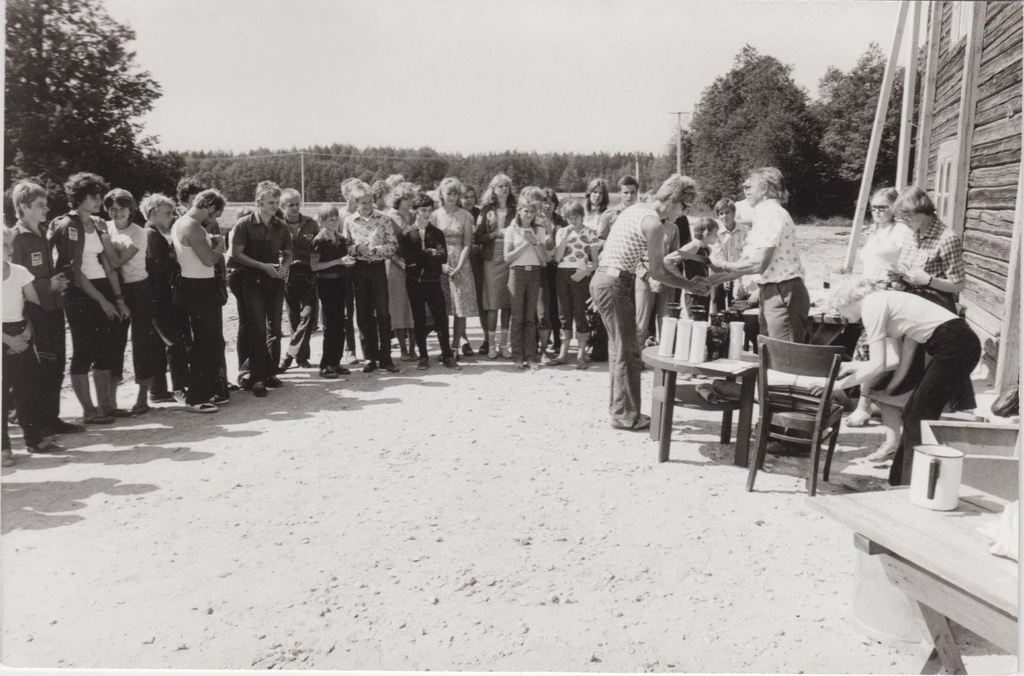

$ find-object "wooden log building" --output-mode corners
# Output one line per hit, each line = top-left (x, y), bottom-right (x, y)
(914, 0), (1022, 393)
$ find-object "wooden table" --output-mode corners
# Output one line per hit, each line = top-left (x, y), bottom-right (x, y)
(808, 487), (1018, 674)
(641, 346), (758, 466)
(740, 309), (862, 357)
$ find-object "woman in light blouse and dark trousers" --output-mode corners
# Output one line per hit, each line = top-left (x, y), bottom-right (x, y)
(709, 167), (809, 343)
(504, 195), (549, 370)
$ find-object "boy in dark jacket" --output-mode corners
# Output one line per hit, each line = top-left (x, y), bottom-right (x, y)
(399, 194), (458, 370)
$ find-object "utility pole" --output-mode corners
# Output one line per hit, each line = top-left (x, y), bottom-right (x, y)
(670, 111), (690, 174)
(635, 154), (641, 191)
(300, 152), (306, 203)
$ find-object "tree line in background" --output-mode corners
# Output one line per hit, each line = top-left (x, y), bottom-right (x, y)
(5, 0), (911, 219)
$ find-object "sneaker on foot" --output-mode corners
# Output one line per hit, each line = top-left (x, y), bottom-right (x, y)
(384, 362), (400, 373)
(334, 365), (351, 376)
(417, 357), (430, 370)
(210, 393), (230, 406)
(149, 391), (175, 403)
(362, 360), (378, 373)
(252, 382), (268, 398)
(265, 376), (283, 388)
(442, 356), (462, 370)
(319, 366), (338, 379)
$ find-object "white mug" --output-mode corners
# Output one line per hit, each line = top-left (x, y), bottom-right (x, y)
(909, 445), (964, 511)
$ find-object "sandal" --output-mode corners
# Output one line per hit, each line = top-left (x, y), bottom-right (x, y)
(130, 403), (151, 416)
(106, 408), (133, 418)
(83, 411), (114, 425)
(845, 410), (872, 427)
(544, 357), (567, 367)
(574, 361), (589, 370)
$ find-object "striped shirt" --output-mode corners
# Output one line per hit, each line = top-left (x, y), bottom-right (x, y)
(597, 204), (655, 273)
(897, 217), (965, 284)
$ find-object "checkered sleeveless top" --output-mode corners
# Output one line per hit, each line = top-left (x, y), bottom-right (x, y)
(597, 203), (654, 273)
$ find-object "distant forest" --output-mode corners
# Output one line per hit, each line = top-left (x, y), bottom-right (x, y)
(179, 147), (676, 203)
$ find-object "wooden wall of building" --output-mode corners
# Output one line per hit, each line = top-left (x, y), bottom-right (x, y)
(926, 1), (1022, 369)
(963, 1), (1022, 365)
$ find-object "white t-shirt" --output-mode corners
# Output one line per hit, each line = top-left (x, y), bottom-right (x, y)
(79, 227), (107, 280)
(859, 221), (911, 281)
(860, 290), (958, 346)
(108, 222), (149, 284)
(3, 263), (35, 322)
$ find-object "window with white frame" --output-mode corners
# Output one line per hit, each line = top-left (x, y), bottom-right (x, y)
(935, 140), (957, 223)
(949, 2), (970, 45)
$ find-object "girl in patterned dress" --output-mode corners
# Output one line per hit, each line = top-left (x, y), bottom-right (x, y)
(432, 177), (479, 359)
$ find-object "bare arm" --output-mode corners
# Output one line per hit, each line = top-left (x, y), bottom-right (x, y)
(185, 221), (225, 268)
(643, 216), (707, 293)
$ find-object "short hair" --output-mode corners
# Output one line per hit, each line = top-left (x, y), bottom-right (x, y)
(892, 186), (935, 217)
(388, 182), (420, 209)
(138, 193), (176, 222)
(460, 184), (477, 201)
(714, 198), (736, 215)
(254, 181), (281, 203)
(64, 172), (109, 208)
(654, 174), (699, 206)
(747, 167), (788, 204)
(412, 193), (435, 210)
(692, 217), (719, 240)
(871, 187), (899, 206)
(11, 180), (47, 217)
(176, 176), (207, 204)
(340, 178), (362, 200)
(348, 182), (371, 203)
(193, 189), (226, 213)
(618, 175), (639, 190)
(827, 275), (884, 311)
(280, 188), (302, 204)
(585, 178), (609, 214)
(519, 185), (544, 204)
(541, 188), (560, 210)
(103, 188), (137, 215)
(438, 177), (463, 200)
(371, 180), (390, 202)
(561, 198), (585, 220)
(481, 174), (513, 210)
(516, 194), (539, 211)
(317, 204), (340, 221)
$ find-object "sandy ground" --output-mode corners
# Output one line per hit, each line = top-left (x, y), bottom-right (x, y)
(1, 226), (1016, 674)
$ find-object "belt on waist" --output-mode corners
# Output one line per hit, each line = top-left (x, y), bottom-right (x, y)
(512, 265), (541, 271)
(596, 266), (635, 280)
(317, 272), (345, 279)
(353, 259), (385, 265)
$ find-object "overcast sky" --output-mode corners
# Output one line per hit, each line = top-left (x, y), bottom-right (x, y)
(103, 0), (915, 156)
